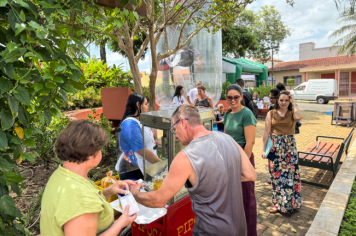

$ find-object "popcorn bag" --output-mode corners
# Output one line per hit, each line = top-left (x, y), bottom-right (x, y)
(120, 192), (140, 216)
(101, 171), (117, 189)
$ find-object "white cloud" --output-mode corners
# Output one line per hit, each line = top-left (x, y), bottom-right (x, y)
(248, 0), (345, 62)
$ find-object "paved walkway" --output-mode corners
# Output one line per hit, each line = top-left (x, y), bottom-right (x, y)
(254, 111), (355, 236)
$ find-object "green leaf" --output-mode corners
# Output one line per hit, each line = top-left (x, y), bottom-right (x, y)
(10, 137), (21, 145)
(0, 195), (16, 216)
(45, 81), (57, 89)
(4, 172), (26, 185)
(39, 88), (50, 95)
(69, 64), (80, 71)
(14, 0), (29, 8)
(0, 157), (12, 170)
(24, 52), (34, 58)
(53, 76), (64, 83)
(20, 153), (33, 162)
(43, 73), (52, 80)
(13, 86), (31, 106)
(33, 83), (43, 92)
(56, 64), (67, 72)
(0, 131), (8, 151)
(130, 12), (135, 22)
(59, 89), (68, 103)
(2, 63), (14, 79)
(18, 106), (29, 124)
(43, 109), (52, 124)
(23, 138), (36, 148)
(38, 113), (44, 124)
(50, 108), (59, 117)
(13, 145), (22, 159)
(23, 129), (32, 138)
(15, 22), (26, 36)
(114, 19), (123, 28)
(63, 84), (76, 93)
(0, 216), (3, 229)
(0, 78), (13, 94)
(69, 80), (85, 90)
(0, 0), (7, 7)
(0, 109), (14, 130)
(8, 96), (18, 118)
(19, 10), (26, 22)
(130, 0), (137, 6)
(3, 48), (27, 63)
(10, 184), (21, 196)
(28, 20), (48, 33)
(120, 0), (129, 6)
(58, 9), (69, 17)
(6, 42), (19, 53)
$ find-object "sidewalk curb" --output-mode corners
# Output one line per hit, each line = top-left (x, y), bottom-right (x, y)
(305, 136), (356, 236)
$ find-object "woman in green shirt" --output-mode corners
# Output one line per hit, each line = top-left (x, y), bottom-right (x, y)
(40, 119), (137, 236)
(223, 84), (257, 236)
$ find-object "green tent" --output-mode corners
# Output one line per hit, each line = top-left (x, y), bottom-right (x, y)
(222, 57), (268, 87)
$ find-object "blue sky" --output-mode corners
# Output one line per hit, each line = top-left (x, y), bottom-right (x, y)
(89, 0), (344, 71)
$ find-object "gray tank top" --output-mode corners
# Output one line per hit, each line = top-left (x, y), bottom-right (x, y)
(183, 132), (247, 236)
(195, 96), (210, 108)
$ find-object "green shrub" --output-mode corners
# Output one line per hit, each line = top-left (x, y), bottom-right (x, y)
(65, 87), (102, 110)
(220, 81), (232, 100)
(32, 114), (72, 165)
(339, 180), (356, 235)
(286, 79), (295, 86)
(249, 85), (275, 99)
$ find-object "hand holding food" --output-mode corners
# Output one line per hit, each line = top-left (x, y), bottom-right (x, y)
(109, 180), (137, 195)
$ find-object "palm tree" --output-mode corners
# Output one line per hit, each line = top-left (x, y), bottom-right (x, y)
(330, 8), (356, 55)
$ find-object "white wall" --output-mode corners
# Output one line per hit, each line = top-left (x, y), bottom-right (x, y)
(299, 42), (347, 60)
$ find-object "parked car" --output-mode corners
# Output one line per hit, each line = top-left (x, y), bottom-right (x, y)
(290, 79), (338, 104)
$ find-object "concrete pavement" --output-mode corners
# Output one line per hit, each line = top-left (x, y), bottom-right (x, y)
(296, 102), (334, 113)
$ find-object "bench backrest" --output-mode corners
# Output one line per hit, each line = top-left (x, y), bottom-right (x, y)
(334, 128), (354, 169)
(344, 128), (354, 155)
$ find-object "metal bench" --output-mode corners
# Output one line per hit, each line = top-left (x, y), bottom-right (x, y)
(298, 128), (354, 188)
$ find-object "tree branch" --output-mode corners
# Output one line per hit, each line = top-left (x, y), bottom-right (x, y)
(164, 27), (170, 52)
(131, 18), (141, 40)
(135, 36), (150, 63)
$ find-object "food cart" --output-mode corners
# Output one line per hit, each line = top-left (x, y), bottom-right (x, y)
(128, 107), (215, 236)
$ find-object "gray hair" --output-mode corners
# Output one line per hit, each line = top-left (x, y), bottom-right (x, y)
(172, 105), (202, 127)
(196, 81), (202, 85)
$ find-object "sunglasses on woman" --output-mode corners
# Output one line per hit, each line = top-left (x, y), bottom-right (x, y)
(226, 95), (240, 101)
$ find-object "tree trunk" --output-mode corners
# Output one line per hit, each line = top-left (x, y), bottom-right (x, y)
(148, 29), (158, 111)
(100, 42), (106, 64)
(126, 52), (142, 94)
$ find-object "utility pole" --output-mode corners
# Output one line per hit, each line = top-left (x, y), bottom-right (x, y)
(265, 45), (279, 86)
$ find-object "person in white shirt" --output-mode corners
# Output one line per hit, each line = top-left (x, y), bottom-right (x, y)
(186, 81), (208, 105)
(172, 85), (186, 107)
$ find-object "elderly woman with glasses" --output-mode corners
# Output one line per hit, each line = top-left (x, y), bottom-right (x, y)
(223, 84), (257, 236)
(262, 90), (303, 214)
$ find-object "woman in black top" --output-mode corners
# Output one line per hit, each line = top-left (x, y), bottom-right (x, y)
(194, 85), (213, 109)
(214, 104), (225, 132)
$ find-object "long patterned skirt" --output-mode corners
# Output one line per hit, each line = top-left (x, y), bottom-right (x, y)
(269, 135), (302, 213)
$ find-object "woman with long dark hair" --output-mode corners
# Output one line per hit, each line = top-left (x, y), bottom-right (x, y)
(172, 85), (186, 107)
(223, 84), (257, 236)
(116, 93), (161, 174)
(262, 90), (303, 213)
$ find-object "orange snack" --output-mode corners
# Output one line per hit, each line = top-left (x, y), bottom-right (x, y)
(101, 171), (117, 189)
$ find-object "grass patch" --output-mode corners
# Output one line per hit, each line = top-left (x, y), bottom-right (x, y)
(339, 179), (356, 235)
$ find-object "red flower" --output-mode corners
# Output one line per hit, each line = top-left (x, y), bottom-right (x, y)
(295, 182), (301, 193)
(291, 197), (294, 209)
(269, 161), (274, 169)
(290, 163), (295, 172)
(272, 171), (281, 179)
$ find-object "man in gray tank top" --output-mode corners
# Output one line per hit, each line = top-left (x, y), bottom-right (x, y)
(131, 105), (256, 236)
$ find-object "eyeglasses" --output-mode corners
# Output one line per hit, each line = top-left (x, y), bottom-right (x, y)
(170, 118), (189, 134)
(226, 95), (240, 101)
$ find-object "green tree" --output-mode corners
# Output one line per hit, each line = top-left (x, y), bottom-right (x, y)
(331, 8), (356, 55)
(0, 0), (86, 234)
(222, 10), (259, 58)
(252, 5), (291, 63)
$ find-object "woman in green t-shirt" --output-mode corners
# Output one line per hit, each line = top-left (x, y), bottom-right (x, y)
(40, 120), (137, 236)
(223, 84), (257, 236)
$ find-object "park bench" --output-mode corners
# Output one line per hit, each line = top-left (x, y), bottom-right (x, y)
(298, 128), (354, 188)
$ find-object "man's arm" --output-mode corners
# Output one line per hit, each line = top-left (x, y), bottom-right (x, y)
(131, 151), (194, 208)
(136, 148), (161, 164)
(186, 94), (192, 105)
(234, 141), (256, 182)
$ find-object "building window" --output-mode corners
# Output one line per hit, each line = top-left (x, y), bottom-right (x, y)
(283, 76), (302, 85)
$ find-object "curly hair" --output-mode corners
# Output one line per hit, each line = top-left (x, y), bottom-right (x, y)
(55, 120), (109, 163)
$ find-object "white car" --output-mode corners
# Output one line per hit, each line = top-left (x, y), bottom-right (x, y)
(291, 79), (338, 104)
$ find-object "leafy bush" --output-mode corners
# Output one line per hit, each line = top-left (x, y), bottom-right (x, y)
(32, 114), (71, 165)
(65, 87), (102, 110)
(248, 85), (275, 99)
(220, 81), (232, 100)
(339, 180), (356, 235)
(64, 59), (149, 110)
